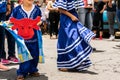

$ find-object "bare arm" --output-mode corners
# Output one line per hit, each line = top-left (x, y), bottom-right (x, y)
(6, 3), (11, 16)
(58, 8), (78, 22)
(47, 1), (58, 11)
(100, 4), (107, 13)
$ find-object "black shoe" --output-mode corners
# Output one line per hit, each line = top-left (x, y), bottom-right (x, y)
(93, 48), (96, 51)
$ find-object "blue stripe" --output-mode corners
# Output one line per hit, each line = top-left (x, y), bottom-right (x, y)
(58, 37), (82, 54)
(57, 46), (92, 68)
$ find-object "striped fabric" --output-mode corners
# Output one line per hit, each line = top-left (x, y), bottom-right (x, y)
(53, 0), (95, 71)
(54, 0), (84, 10)
(57, 21), (95, 71)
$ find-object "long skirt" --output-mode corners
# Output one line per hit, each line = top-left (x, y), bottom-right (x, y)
(57, 13), (95, 71)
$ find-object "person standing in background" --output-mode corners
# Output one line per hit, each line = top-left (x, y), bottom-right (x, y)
(116, 0), (120, 29)
(92, 1), (106, 40)
(0, 0), (8, 64)
(110, 0), (120, 47)
(0, 0), (19, 65)
(76, 0), (93, 30)
(106, 0), (116, 41)
(47, 0), (60, 39)
(0, 0), (17, 65)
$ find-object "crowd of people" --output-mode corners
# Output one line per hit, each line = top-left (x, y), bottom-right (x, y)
(0, 0), (120, 80)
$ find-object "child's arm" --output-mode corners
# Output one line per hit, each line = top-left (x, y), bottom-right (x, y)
(58, 8), (78, 22)
(47, 1), (58, 11)
(100, 3), (107, 13)
(6, 3), (11, 16)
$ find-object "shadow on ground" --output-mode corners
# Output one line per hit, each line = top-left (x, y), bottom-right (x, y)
(68, 70), (98, 75)
(93, 50), (105, 53)
(0, 68), (48, 80)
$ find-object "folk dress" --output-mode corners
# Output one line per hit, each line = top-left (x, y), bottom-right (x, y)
(54, 0), (95, 71)
(11, 4), (44, 76)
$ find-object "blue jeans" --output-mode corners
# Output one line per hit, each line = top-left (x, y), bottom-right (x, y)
(77, 8), (93, 30)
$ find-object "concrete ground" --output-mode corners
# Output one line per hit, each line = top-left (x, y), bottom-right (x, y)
(0, 35), (120, 80)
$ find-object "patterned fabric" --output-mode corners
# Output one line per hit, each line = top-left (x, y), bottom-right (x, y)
(54, 0), (84, 10)
(10, 17), (40, 39)
(0, 22), (32, 62)
(55, 0), (95, 71)
(0, 21), (44, 63)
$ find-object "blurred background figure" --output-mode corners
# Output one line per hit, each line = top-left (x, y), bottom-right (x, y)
(106, 0), (116, 41)
(47, 0), (60, 39)
(40, 1), (49, 35)
(92, 1), (106, 40)
(0, 0), (19, 65)
(77, 0), (93, 30)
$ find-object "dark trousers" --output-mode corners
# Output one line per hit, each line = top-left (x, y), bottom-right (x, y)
(0, 12), (15, 59)
(49, 11), (60, 37)
(5, 29), (15, 58)
(93, 12), (103, 31)
(17, 41), (39, 77)
(0, 13), (6, 59)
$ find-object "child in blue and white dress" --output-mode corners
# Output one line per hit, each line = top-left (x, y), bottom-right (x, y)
(54, 0), (95, 71)
(10, 0), (43, 79)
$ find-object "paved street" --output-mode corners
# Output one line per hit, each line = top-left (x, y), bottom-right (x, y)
(0, 35), (120, 80)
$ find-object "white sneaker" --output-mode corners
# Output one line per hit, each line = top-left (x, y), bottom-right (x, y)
(109, 35), (115, 41)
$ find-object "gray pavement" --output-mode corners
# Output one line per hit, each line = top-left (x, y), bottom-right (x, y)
(0, 35), (120, 80)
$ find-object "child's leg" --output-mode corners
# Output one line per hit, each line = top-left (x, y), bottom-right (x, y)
(26, 41), (39, 74)
(17, 61), (31, 77)
(29, 57), (39, 73)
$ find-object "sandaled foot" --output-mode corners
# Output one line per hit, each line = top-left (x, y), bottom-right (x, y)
(58, 68), (79, 72)
(29, 72), (40, 77)
(17, 75), (24, 80)
(0, 63), (10, 71)
(58, 68), (68, 72)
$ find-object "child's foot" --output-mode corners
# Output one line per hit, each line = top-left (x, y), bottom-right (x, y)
(8, 56), (19, 64)
(16, 75), (24, 80)
(29, 72), (40, 77)
(0, 63), (10, 71)
(58, 68), (68, 72)
(1, 59), (10, 65)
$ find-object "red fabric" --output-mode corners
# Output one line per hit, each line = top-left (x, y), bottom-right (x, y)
(10, 16), (40, 40)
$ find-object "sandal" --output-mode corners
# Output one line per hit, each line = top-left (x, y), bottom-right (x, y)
(58, 68), (78, 72)
(16, 75), (24, 80)
(29, 72), (40, 77)
(58, 68), (68, 72)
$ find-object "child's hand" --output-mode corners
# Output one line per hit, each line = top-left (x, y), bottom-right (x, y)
(71, 15), (78, 22)
(37, 21), (42, 26)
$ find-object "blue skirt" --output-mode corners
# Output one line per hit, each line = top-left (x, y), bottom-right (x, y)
(57, 13), (95, 71)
